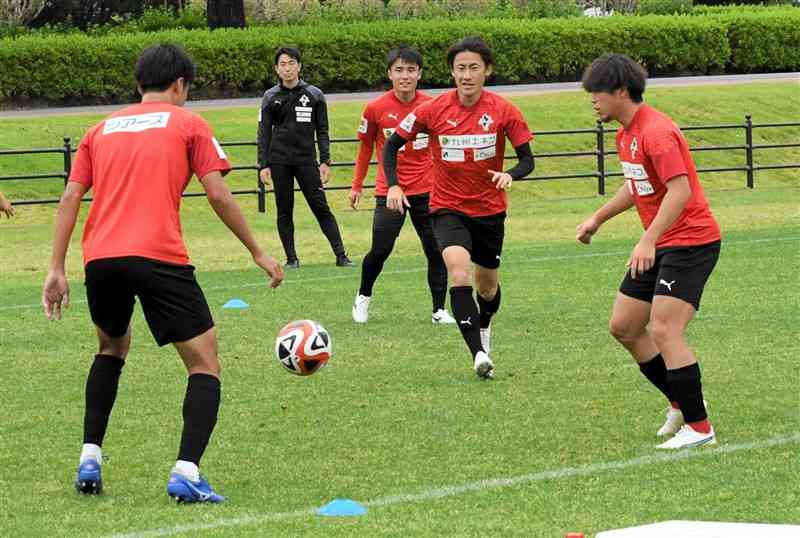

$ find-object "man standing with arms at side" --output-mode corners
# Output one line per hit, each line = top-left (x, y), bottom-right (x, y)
(258, 46), (353, 269)
(577, 53), (721, 449)
(349, 46), (454, 325)
(384, 37), (534, 379)
(42, 44), (284, 502)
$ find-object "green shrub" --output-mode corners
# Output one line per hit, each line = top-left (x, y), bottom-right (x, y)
(639, 0), (694, 14)
(253, 0), (323, 25)
(717, 9), (800, 71)
(323, 0), (386, 22)
(513, 0), (581, 18)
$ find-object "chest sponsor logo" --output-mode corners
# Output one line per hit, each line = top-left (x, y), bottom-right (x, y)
(438, 133), (497, 149)
(412, 133), (429, 150)
(103, 112), (170, 135)
(399, 113), (416, 133)
(621, 161), (654, 196)
(212, 137), (227, 160)
(442, 148), (465, 162)
(358, 117), (368, 134)
(299, 94), (310, 106)
(474, 146), (496, 161)
(295, 105), (312, 123)
(478, 113), (494, 132)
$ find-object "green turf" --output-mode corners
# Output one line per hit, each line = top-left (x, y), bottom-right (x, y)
(0, 84), (799, 537)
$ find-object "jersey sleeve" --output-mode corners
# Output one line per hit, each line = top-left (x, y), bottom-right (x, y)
(357, 103), (378, 145)
(395, 101), (429, 141)
(503, 101), (533, 148)
(644, 128), (688, 183)
(68, 128), (95, 189)
(189, 116), (232, 180)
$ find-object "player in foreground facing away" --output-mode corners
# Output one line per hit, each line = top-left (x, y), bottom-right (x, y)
(349, 46), (455, 325)
(383, 36), (534, 379)
(577, 54), (721, 449)
(41, 44), (284, 502)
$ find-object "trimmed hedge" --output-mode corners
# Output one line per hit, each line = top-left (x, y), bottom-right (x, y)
(0, 11), (795, 105)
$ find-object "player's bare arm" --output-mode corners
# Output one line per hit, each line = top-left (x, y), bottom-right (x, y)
(0, 191), (14, 217)
(382, 132), (410, 214)
(576, 184), (635, 244)
(628, 175), (691, 278)
(42, 181), (88, 320)
(200, 171), (284, 288)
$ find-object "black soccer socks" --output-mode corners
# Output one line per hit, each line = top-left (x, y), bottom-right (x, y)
(666, 363), (707, 423)
(638, 353), (672, 402)
(476, 285), (501, 329)
(83, 354), (125, 446)
(177, 373), (221, 465)
(450, 286), (484, 357)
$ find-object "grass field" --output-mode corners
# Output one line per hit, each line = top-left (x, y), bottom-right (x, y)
(0, 83), (798, 537)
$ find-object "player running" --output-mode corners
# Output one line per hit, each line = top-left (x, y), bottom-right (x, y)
(42, 44), (284, 502)
(578, 53), (721, 449)
(349, 46), (454, 325)
(383, 36), (534, 379)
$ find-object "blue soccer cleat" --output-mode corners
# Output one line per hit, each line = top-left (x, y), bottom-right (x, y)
(75, 458), (102, 495)
(167, 472), (225, 503)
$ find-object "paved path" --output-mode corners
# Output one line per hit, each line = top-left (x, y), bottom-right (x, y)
(0, 73), (796, 119)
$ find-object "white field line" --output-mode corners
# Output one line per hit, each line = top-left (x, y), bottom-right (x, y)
(1, 235), (797, 313)
(104, 432), (800, 538)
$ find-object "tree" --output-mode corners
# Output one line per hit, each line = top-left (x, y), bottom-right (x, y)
(206, 0), (244, 28)
(1, 0), (48, 26)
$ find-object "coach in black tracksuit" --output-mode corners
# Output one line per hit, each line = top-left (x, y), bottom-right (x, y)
(258, 46), (352, 268)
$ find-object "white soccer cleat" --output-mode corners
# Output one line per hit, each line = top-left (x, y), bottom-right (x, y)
(657, 407), (684, 437)
(480, 326), (491, 354)
(431, 309), (456, 324)
(656, 424), (716, 449)
(352, 294), (371, 323)
(473, 351), (494, 380)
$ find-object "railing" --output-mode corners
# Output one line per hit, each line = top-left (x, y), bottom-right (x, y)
(1, 115), (797, 212)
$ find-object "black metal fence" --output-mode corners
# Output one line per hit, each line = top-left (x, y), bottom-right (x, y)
(2, 115), (798, 212)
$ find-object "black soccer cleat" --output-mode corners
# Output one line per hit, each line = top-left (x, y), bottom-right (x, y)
(284, 258), (300, 269)
(336, 254), (354, 267)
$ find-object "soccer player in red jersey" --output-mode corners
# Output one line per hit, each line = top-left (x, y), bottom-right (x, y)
(348, 46), (454, 325)
(41, 44), (284, 501)
(577, 54), (721, 449)
(383, 37), (534, 379)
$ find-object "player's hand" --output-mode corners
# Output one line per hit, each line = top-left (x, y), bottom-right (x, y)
(576, 216), (600, 244)
(348, 189), (362, 209)
(259, 168), (272, 188)
(0, 193), (14, 218)
(254, 253), (284, 289)
(627, 239), (656, 280)
(386, 185), (409, 215)
(319, 163), (330, 185)
(488, 170), (513, 190)
(42, 270), (69, 320)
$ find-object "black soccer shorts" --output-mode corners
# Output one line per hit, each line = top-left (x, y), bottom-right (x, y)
(619, 240), (721, 311)
(431, 209), (505, 269)
(85, 256), (214, 346)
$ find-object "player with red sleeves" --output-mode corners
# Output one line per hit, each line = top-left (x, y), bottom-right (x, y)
(348, 46), (454, 325)
(383, 36), (534, 379)
(41, 44), (284, 501)
(577, 53), (721, 449)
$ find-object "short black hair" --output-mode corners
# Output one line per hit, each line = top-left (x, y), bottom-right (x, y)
(135, 43), (196, 93)
(386, 46), (423, 70)
(447, 36), (493, 69)
(274, 46), (301, 66)
(582, 53), (647, 103)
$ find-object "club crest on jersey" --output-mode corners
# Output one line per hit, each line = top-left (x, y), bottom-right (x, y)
(478, 113), (494, 132)
(630, 136), (638, 159)
(299, 94), (310, 107)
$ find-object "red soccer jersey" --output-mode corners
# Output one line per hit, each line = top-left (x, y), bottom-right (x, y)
(616, 104), (721, 247)
(353, 90), (433, 197)
(69, 102), (231, 266)
(395, 90), (533, 217)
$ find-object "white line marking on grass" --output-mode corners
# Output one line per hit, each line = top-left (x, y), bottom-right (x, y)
(105, 433), (800, 538)
(2, 236), (797, 313)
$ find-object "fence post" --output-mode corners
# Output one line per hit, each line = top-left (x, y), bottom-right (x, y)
(744, 115), (754, 189)
(62, 137), (72, 186)
(257, 167), (266, 213)
(596, 120), (605, 195)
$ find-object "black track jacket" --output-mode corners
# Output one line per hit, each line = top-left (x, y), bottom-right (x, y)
(257, 81), (331, 169)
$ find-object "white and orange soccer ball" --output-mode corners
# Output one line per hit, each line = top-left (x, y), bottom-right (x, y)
(274, 320), (331, 376)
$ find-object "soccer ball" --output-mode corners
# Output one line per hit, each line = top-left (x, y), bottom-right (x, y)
(274, 320), (331, 376)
